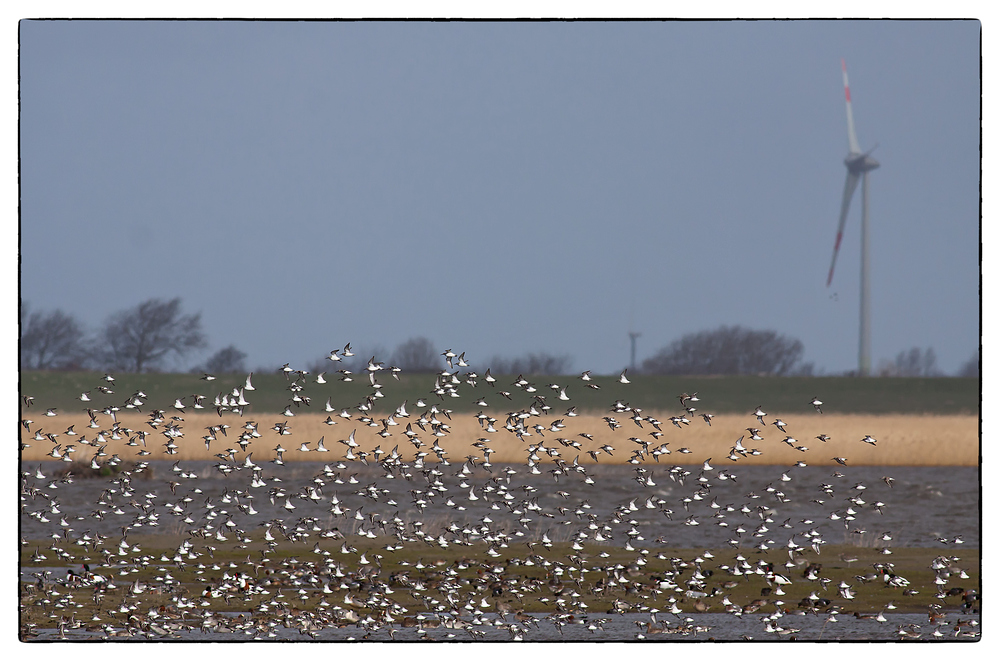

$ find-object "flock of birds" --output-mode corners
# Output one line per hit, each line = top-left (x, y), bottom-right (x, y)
(19, 346), (979, 641)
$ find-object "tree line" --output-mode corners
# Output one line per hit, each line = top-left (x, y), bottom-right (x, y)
(303, 336), (573, 377)
(20, 300), (978, 378)
(21, 298), (219, 374)
(18, 301), (576, 377)
(640, 325), (810, 376)
(638, 324), (976, 378)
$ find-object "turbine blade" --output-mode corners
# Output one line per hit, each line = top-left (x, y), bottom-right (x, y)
(827, 171), (861, 287)
(842, 59), (861, 155)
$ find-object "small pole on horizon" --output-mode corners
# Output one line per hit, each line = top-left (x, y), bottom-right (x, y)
(628, 331), (641, 372)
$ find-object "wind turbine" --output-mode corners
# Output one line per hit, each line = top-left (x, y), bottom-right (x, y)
(628, 331), (641, 372)
(826, 59), (879, 376)
(627, 303), (640, 372)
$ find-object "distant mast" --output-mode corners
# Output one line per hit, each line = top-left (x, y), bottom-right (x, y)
(628, 331), (641, 372)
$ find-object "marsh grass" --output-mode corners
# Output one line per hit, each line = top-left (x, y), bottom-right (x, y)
(48, 460), (152, 480)
(21, 411), (979, 466)
(20, 527), (979, 632)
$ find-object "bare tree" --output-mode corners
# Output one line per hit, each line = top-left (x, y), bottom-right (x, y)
(877, 346), (941, 377)
(98, 298), (206, 372)
(201, 345), (248, 375)
(20, 303), (89, 370)
(641, 325), (804, 376)
(957, 348), (979, 377)
(391, 337), (441, 372)
(791, 361), (817, 376)
(488, 352), (573, 375)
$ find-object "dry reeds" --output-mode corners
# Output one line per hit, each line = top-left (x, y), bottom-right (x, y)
(20, 410), (977, 467)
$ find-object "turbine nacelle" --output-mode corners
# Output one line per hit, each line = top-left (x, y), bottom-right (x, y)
(844, 151), (880, 174)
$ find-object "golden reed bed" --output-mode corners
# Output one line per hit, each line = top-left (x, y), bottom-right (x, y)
(21, 410), (978, 467)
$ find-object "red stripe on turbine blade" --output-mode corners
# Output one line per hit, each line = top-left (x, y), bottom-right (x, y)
(827, 232), (843, 287)
(842, 59), (852, 101)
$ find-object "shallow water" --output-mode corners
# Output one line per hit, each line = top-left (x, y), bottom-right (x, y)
(28, 611), (981, 642)
(20, 460), (980, 548)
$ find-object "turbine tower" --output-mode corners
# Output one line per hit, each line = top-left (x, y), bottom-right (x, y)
(628, 331), (641, 372)
(827, 59), (879, 376)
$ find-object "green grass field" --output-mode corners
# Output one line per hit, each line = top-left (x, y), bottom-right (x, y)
(20, 370), (979, 418)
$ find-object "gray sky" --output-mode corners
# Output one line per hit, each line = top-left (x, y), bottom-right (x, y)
(18, 18), (981, 375)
